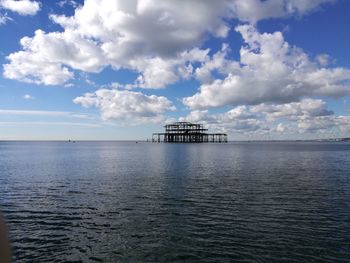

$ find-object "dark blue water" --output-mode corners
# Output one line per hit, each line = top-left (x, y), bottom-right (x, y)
(0, 141), (350, 262)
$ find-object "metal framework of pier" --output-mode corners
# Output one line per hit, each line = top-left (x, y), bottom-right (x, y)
(152, 122), (227, 143)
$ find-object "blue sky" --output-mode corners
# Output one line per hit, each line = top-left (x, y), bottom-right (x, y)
(0, 0), (350, 140)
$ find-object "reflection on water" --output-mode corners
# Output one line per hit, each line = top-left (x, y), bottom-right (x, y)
(0, 141), (350, 262)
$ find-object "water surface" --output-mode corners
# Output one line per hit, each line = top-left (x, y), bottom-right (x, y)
(0, 141), (350, 262)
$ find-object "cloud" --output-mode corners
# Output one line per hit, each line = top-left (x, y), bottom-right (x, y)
(0, 109), (103, 129)
(251, 99), (333, 120)
(296, 115), (350, 133)
(133, 48), (209, 88)
(230, 0), (336, 24)
(0, 12), (11, 25)
(179, 106), (264, 134)
(194, 44), (239, 84)
(22, 94), (34, 99)
(73, 89), (176, 123)
(57, 0), (79, 9)
(3, 0), (229, 85)
(0, 109), (91, 119)
(252, 99), (350, 134)
(3, 0), (336, 86)
(3, 29), (104, 85)
(184, 25), (350, 109)
(284, 0), (336, 15)
(276, 123), (287, 133)
(180, 98), (350, 136)
(53, 0), (232, 58)
(315, 53), (333, 67)
(0, 0), (40, 16)
(0, 121), (101, 128)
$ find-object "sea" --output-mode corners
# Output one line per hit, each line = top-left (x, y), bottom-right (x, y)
(0, 141), (349, 262)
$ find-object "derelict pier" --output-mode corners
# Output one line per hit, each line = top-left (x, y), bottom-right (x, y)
(152, 122), (227, 143)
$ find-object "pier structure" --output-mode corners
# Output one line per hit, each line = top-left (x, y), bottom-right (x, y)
(152, 122), (227, 143)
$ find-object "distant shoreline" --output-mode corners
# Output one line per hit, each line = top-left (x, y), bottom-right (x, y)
(0, 139), (350, 142)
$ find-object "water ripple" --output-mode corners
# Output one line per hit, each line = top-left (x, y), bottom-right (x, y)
(0, 141), (350, 262)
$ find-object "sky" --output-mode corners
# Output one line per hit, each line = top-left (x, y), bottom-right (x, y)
(0, 0), (350, 140)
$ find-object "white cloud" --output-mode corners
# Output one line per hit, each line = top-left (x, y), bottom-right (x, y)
(194, 44), (239, 84)
(52, 0), (232, 58)
(57, 0), (79, 9)
(180, 106), (263, 134)
(284, 0), (336, 15)
(276, 123), (287, 133)
(2, 0), (345, 136)
(251, 99), (333, 120)
(180, 98), (350, 136)
(184, 25), (350, 109)
(179, 110), (217, 124)
(0, 109), (91, 119)
(0, 0), (40, 16)
(64, 83), (74, 88)
(3, 28), (106, 85)
(22, 94), (33, 99)
(0, 12), (11, 25)
(230, 0), (336, 24)
(0, 121), (101, 128)
(295, 115), (350, 133)
(73, 89), (176, 123)
(256, 99), (350, 134)
(132, 48), (209, 88)
(315, 53), (333, 67)
(3, 0), (336, 86)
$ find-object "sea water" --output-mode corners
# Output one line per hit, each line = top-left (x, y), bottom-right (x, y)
(0, 141), (349, 262)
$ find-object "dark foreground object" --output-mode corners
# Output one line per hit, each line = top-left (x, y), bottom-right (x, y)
(0, 141), (350, 262)
(0, 215), (11, 263)
(152, 122), (227, 143)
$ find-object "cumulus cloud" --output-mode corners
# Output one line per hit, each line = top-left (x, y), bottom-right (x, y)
(51, 0), (232, 58)
(194, 44), (239, 84)
(180, 98), (350, 136)
(3, 29), (103, 85)
(315, 53), (333, 67)
(180, 107), (263, 134)
(230, 0), (336, 23)
(73, 89), (175, 123)
(251, 99), (334, 120)
(0, 0), (40, 16)
(4, 0), (347, 135)
(256, 99), (350, 134)
(3, 51), (73, 85)
(184, 25), (350, 109)
(3, 0), (228, 86)
(3, 0), (336, 85)
(132, 48), (209, 88)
